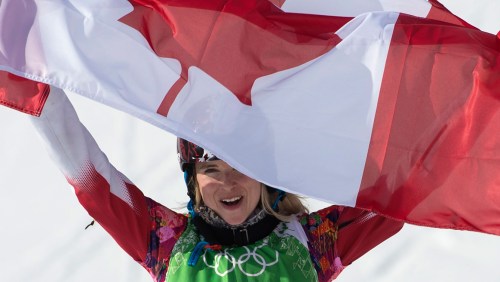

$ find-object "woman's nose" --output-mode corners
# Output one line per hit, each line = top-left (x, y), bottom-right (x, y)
(221, 169), (240, 186)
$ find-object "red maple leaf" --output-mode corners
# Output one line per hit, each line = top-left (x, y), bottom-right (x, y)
(120, 0), (348, 116)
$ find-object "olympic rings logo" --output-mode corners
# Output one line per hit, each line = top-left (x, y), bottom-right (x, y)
(202, 241), (279, 277)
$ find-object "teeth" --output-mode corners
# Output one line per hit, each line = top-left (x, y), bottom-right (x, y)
(221, 196), (242, 203)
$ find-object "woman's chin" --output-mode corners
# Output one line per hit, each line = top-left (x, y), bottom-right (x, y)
(221, 215), (246, 226)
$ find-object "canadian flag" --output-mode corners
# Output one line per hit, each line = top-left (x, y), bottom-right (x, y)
(1, 0), (499, 234)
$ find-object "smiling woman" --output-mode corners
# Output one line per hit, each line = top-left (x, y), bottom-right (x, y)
(18, 86), (403, 282)
(193, 159), (310, 225)
(151, 137), (403, 281)
(1, 0), (497, 281)
(194, 160), (264, 225)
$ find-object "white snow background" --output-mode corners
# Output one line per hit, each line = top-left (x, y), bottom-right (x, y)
(0, 1), (499, 281)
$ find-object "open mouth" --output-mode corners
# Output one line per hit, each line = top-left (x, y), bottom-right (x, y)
(220, 196), (242, 206)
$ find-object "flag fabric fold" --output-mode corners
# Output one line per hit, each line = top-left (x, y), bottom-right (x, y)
(0, 71), (49, 116)
(0, 0), (499, 234)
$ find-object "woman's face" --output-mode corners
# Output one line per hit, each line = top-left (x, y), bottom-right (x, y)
(195, 160), (262, 225)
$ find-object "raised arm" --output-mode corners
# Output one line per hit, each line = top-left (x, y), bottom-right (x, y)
(29, 86), (187, 272)
(300, 205), (403, 281)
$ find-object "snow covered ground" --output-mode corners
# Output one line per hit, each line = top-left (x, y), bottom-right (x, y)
(0, 1), (499, 281)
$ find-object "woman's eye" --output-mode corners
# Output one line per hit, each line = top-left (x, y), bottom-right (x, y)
(204, 168), (219, 174)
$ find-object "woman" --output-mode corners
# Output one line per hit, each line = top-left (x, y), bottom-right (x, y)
(32, 87), (403, 281)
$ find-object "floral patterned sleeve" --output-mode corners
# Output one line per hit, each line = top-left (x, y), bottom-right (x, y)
(299, 205), (403, 281)
(143, 198), (187, 281)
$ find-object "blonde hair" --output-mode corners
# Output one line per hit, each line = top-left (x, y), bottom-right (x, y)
(192, 174), (308, 222)
(260, 186), (308, 221)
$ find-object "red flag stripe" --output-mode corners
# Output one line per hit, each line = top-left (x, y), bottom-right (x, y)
(358, 13), (500, 234)
(0, 71), (49, 116)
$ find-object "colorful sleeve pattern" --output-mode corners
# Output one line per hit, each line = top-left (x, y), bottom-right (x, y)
(299, 206), (404, 281)
(143, 198), (187, 281)
(299, 206), (343, 281)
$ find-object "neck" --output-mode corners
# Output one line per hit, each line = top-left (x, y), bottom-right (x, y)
(193, 206), (280, 246)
